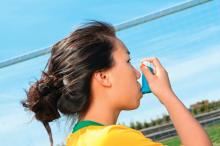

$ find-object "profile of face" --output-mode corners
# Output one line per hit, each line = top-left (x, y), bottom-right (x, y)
(92, 37), (143, 111)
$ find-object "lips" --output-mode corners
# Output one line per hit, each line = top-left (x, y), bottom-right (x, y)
(137, 82), (143, 98)
(137, 82), (141, 90)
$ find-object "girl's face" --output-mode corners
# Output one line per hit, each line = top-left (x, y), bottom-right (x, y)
(109, 38), (143, 110)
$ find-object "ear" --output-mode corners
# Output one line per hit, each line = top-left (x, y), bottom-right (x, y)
(93, 70), (112, 87)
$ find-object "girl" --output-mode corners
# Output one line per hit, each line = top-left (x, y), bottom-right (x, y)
(22, 21), (212, 146)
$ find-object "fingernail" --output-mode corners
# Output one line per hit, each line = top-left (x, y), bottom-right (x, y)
(141, 64), (145, 68)
(142, 61), (150, 67)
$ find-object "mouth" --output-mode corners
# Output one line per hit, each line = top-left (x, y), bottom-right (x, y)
(137, 82), (141, 90)
(137, 82), (143, 98)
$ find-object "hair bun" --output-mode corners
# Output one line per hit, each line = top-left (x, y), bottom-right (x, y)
(37, 72), (62, 96)
(22, 72), (63, 123)
(38, 82), (51, 96)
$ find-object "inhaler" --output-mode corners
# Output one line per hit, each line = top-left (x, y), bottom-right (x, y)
(141, 61), (154, 94)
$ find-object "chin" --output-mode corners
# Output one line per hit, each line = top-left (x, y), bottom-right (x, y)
(125, 101), (141, 110)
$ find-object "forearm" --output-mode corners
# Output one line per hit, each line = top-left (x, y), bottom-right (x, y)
(139, 58), (212, 145)
(163, 92), (212, 146)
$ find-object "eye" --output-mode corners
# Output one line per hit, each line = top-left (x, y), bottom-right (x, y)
(127, 58), (131, 63)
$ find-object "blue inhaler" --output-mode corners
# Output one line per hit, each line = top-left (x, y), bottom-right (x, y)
(141, 61), (154, 94)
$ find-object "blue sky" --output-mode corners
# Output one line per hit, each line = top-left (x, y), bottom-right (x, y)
(0, 0), (220, 146)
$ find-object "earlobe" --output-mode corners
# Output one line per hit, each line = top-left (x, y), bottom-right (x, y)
(94, 71), (112, 87)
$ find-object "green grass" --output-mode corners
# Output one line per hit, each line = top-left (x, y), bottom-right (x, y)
(160, 122), (220, 146)
(160, 136), (181, 146)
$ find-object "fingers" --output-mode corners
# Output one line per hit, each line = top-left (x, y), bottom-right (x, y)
(140, 63), (154, 81)
(140, 57), (164, 72)
(141, 57), (162, 68)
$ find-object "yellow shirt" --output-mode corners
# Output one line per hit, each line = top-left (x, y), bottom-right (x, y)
(66, 124), (164, 146)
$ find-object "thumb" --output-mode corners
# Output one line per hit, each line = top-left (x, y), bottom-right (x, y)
(140, 63), (154, 82)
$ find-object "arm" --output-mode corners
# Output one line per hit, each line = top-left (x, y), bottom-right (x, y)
(140, 57), (212, 146)
(163, 92), (212, 146)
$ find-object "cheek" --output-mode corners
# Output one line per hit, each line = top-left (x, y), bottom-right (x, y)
(112, 70), (139, 98)
(111, 66), (141, 108)
(116, 86), (141, 110)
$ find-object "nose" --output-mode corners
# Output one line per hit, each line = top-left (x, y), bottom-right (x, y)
(133, 67), (141, 79)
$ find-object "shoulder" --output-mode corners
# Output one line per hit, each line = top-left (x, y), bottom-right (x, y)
(101, 125), (165, 146)
(104, 124), (144, 136)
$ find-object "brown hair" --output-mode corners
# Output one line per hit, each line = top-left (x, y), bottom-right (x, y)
(21, 21), (116, 146)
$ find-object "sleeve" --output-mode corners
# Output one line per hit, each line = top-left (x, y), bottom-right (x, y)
(101, 125), (166, 146)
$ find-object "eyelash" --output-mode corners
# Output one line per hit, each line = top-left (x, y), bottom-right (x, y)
(127, 58), (131, 63)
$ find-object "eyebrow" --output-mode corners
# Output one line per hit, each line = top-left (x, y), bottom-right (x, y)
(127, 50), (130, 55)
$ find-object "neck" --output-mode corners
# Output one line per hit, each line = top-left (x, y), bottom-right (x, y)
(79, 100), (120, 126)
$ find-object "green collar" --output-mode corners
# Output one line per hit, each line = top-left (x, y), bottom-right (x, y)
(72, 120), (104, 133)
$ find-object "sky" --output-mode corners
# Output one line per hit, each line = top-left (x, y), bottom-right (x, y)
(0, 0), (220, 146)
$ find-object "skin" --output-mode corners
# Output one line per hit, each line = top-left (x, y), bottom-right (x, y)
(79, 37), (142, 125)
(79, 37), (212, 146)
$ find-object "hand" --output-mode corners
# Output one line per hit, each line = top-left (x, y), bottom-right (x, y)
(140, 57), (175, 104)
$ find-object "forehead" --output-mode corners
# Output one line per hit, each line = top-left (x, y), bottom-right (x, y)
(113, 38), (130, 57)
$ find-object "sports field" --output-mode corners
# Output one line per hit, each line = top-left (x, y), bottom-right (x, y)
(160, 122), (220, 146)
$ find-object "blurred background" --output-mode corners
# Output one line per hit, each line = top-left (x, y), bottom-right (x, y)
(0, 0), (220, 145)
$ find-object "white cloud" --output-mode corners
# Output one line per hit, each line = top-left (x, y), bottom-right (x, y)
(167, 44), (220, 83)
(0, 111), (30, 134)
(127, 24), (220, 63)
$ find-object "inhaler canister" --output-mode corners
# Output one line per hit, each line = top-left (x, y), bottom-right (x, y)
(141, 61), (154, 94)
